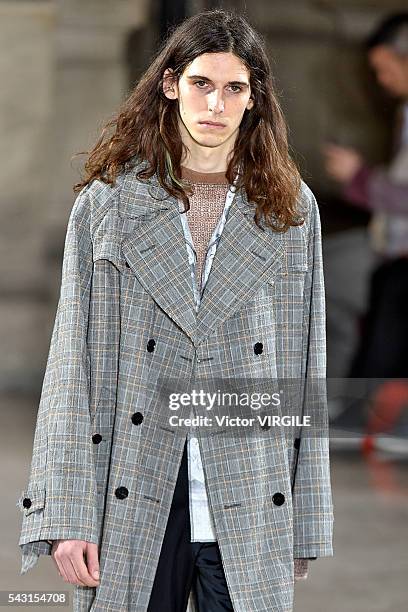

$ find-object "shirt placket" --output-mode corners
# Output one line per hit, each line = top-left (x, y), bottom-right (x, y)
(177, 182), (237, 541)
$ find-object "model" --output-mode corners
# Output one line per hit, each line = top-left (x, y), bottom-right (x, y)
(17, 8), (334, 612)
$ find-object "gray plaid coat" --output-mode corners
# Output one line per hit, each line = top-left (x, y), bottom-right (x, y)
(16, 159), (334, 611)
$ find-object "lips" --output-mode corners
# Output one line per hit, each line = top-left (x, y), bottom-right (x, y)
(198, 121), (226, 127)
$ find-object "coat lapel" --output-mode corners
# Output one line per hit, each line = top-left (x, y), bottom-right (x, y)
(120, 171), (198, 345)
(195, 187), (285, 345)
(120, 164), (286, 347)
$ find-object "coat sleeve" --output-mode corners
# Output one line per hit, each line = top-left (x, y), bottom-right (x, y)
(291, 183), (334, 559)
(16, 185), (99, 574)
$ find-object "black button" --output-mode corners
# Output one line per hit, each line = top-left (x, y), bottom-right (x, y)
(115, 486), (129, 500)
(147, 339), (156, 352)
(254, 342), (263, 355)
(131, 412), (144, 425)
(92, 433), (102, 444)
(294, 437), (301, 450)
(22, 497), (32, 509)
(272, 492), (285, 506)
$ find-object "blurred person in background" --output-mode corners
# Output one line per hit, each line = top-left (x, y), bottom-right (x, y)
(324, 13), (408, 444)
(322, 13), (408, 442)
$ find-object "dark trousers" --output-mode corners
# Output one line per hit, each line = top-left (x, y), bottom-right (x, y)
(147, 440), (234, 612)
(349, 257), (408, 378)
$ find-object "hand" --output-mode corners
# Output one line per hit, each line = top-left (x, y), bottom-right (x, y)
(51, 539), (100, 587)
(294, 558), (309, 581)
(322, 143), (364, 184)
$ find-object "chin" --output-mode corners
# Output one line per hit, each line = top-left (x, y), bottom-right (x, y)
(191, 133), (226, 147)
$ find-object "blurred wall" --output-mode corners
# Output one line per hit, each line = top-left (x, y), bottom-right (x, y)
(0, 1), (55, 393)
(0, 0), (149, 393)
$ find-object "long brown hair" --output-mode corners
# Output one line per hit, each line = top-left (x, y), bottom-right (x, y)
(73, 8), (303, 231)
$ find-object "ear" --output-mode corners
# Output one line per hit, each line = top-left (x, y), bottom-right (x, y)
(246, 96), (254, 111)
(162, 68), (178, 100)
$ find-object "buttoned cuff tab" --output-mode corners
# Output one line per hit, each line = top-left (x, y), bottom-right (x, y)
(16, 485), (46, 516)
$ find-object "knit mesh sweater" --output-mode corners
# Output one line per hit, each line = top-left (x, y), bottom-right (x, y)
(179, 165), (310, 581)
(181, 165), (230, 288)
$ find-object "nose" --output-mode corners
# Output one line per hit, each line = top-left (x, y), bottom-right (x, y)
(208, 89), (224, 113)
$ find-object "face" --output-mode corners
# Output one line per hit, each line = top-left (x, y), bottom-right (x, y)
(162, 52), (254, 149)
(368, 45), (408, 98)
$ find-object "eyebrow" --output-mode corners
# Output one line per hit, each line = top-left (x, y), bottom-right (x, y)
(186, 75), (249, 88)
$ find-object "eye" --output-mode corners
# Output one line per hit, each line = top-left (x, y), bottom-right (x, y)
(194, 80), (208, 88)
(229, 85), (242, 93)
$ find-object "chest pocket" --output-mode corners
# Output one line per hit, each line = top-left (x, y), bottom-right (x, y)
(268, 231), (308, 289)
(260, 237), (308, 336)
(280, 231), (308, 274)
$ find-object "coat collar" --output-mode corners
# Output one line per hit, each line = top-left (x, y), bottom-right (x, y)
(120, 161), (286, 347)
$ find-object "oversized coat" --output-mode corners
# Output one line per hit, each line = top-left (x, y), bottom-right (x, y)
(16, 159), (334, 612)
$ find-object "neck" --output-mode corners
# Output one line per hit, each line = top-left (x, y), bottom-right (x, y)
(178, 116), (237, 173)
